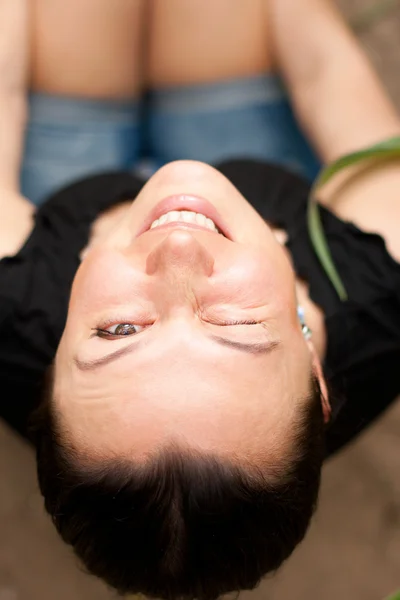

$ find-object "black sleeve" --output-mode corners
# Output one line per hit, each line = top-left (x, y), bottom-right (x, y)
(325, 293), (400, 456)
(0, 171), (143, 436)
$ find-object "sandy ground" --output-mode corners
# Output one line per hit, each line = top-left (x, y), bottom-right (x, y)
(1, 2), (400, 599)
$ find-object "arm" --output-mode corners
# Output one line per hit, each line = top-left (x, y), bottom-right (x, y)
(268, 0), (400, 162)
(0, 0), (34, 259)
(268, 0), (400, 262)
(0, 0), (28, 189)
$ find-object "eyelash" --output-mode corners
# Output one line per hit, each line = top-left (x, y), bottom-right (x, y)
(93, 324), (144, 339)
(93, 319), (259, 339)
(216, 320), (258, 326)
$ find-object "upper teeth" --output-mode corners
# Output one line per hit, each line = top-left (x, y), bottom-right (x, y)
(149, 210), (219, 233)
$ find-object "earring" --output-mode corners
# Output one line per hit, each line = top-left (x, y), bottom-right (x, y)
(297, 305), (312, 340)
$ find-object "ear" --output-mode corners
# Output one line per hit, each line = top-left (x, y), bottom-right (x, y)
(306, 339), (331, 424)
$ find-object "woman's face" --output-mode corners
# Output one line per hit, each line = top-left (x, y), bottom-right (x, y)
(55, 161), (317, 464)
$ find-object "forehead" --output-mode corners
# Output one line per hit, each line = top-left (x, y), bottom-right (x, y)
(54, 331), (312, 460)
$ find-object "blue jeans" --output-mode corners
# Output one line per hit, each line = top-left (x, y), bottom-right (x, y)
(21, 75), (320, 206)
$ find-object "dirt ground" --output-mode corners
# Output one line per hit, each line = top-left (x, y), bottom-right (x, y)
(1, 2), (400, 599)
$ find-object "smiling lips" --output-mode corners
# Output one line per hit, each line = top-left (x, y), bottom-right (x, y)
(149, 210), (220, 233)
(137, 194), (231, 239)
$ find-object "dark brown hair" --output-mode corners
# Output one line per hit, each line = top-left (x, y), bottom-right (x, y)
(32, 373), (325, 600)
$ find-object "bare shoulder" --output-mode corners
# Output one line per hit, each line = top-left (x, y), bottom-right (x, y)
(0, 192), (35, 260)
(319, 160), (400, 263)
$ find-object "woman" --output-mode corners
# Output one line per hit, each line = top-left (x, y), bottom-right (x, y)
(1, 1), (400, 599)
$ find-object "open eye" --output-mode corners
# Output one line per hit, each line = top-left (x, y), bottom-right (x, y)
(95, 323), (146, 339)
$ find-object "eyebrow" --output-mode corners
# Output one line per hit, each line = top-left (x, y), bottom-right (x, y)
(73, 336), (280, 372)
(210, 336), (280, 355)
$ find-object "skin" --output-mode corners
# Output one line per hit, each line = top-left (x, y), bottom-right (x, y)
(31, 0), (146, 99)
(2, 0), (400, 259)
(0, 0), (147, 257)
(55, 160), (327, 461)
(147, 0), (271, 86)
(0, 0), (398, 460)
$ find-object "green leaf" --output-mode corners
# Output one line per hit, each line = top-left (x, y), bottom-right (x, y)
(307, 199), (348, 301)
(313, 136), (400, 190)
(384, 591), (400, 600)
(307, 136), (400, 301)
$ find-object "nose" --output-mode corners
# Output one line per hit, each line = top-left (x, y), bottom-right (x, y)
(146, 229), (214, 277)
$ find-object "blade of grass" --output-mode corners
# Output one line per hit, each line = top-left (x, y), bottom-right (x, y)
(313, 137), (400, 189)
(308, 136), (400, 301)
(384, 591), (400, 600)
(307, 199), (348, 300)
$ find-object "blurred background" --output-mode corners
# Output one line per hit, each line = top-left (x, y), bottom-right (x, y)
(1, 1), (399, 599)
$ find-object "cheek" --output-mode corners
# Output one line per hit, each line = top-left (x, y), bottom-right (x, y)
(69, 251), (141, 314)
(210, 245), (296, 309)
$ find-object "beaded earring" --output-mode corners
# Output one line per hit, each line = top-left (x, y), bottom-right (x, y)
(297, 306), (312, 340)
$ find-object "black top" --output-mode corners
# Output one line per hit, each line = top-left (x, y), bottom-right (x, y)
(1, 160), (399, 455)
